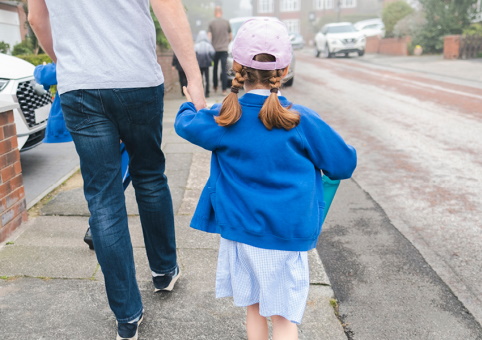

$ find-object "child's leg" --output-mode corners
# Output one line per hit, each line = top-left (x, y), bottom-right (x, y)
(246, 303), (268, 340)
(271, 315), (298, 340)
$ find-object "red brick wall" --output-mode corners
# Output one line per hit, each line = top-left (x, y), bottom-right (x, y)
(365, 36), (411, 56)
(378, 37), (411, 56)
(0, 109), (28, 244)
(156, 50), (177, 94)
(366, 36), (381, 53)
(444, 35), (461, 60)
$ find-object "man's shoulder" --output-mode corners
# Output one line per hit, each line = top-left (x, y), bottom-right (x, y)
(210, 17), (230, 27)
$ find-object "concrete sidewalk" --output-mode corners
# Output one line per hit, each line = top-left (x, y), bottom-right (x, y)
(0, 94), (347, 339)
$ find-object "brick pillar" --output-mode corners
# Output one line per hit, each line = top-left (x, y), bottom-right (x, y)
(0, 103), (28, 244)
(444, 35), (461, 60)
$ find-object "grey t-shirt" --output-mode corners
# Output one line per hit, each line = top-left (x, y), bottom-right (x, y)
(45, 0), (164, 94)
(208, 18), (231, 52)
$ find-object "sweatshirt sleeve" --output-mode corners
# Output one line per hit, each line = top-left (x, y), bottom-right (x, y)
(33, 63), (57, 87)
(296, 106), (357, 180)
(175, 102), (225, 151)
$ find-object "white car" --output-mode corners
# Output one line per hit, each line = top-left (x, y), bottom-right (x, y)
(314, 22), (366, 58)
(354, 18), (386, 38)
(0, 53), (50, 151)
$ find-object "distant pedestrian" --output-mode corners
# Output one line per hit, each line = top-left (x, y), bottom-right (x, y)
(28, 0), (206, 339)
(172, 53), (187, 96)
(208, 6), (231, 95)
(195, 30), (215, 97)
(176, 18), (357, 340)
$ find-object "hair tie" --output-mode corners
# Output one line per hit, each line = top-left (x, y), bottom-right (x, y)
(270, 88), (279, 94)
(230, 87), (239, 94)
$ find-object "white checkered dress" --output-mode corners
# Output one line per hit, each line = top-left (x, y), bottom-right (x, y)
(216, 238), (310, 324)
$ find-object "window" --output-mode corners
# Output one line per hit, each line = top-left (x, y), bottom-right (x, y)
(283, 19), (300, 33)
(258, 0), (274, 13)
(340, 0), (357, 8)
(314, 0), (324, 10)
(325, 0), (334, 9)
(280, 0), (300, 12)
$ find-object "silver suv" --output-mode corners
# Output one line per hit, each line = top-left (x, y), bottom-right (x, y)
(0, 53), (50, 151)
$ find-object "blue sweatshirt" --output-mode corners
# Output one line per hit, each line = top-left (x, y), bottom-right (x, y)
(175, 93), (357, 251)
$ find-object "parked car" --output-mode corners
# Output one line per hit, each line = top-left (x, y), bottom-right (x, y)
(354, 18), (385, 38)
(314, 22), (366, 58)
(227, 17), (295, 87)
(289, 33), (305, 50)
(0, 53), (50, 151)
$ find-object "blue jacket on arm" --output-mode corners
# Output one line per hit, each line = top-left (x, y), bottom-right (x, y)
(175, 93), (357, 251)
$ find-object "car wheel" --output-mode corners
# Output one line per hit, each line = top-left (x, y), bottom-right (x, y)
(314, 47), (321, 58)
(358, 49), (365, 57)
(325, 44), (334, 58)
(284, 76), (294, 87)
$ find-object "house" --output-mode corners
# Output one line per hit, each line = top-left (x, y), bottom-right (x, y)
(251, 0), (404, 43)
(0, 1), (27, 52)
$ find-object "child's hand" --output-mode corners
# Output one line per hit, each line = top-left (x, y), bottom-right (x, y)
(183, 86), (193, 103)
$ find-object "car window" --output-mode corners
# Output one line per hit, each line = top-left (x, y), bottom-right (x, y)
(326, 24), (357, 34)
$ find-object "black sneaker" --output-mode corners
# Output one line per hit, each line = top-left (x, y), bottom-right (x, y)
(117, 313), (143, 340)
(153, 265), (181, 292)
(83, 227), (94, 250)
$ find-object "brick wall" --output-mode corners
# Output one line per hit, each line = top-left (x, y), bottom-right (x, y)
(366, 36), (381, 54)
(365, 36), (411, 56)
(378, 37), (411, 56)
(444, 35), (461, 59)
(0, 106), (28, 244)
(156, 50), (177, 94)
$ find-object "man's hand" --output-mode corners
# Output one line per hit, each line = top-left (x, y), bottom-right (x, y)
(151, 0), (206, 110)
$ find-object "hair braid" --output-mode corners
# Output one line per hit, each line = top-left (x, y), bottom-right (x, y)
(216, 63), (245, 126)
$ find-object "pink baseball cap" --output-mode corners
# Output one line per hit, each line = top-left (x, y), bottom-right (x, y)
(231, 17), (292, 71)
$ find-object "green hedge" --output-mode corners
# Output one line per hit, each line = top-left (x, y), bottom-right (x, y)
(14, 54), (52, 66)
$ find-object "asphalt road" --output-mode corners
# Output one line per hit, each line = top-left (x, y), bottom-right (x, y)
(282, 51), (482, 339)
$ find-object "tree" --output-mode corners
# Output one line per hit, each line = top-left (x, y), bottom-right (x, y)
(414, 0), (479, 52)
(382, 1), (414, 38)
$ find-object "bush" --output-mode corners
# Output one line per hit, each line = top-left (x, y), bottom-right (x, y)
(0, 41), (10, 54)
(15, 54), (52, 66)
(382, 1), (414, 38)
(12, 39), (35, 55)
(415, 0), (479, 53)
(463, 23), (482, 37)
(393, 11), (427, 38)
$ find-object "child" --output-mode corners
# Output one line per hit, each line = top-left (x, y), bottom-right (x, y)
(194, 30), (215, 97)
(175, 18), (357, 340)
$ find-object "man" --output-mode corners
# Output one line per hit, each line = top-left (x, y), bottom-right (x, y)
(28, 1), (205, 339)
(208, 6), (232, 95)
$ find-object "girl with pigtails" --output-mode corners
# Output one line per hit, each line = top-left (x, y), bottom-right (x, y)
(175, 18), (357, 340)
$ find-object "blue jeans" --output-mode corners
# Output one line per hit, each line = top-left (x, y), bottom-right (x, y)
(60, 84), (176, 323)
(212, 51), (228, 91)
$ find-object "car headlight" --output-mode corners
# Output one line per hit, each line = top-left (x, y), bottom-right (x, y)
(329, 39), (339, 45)
(0, 78), (9, 92)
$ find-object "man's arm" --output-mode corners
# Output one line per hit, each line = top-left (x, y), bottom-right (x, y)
(27, 0), (57, 62)
(151, 0), (206, 110)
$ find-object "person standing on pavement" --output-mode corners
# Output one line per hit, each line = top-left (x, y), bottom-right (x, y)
(195, 30), (215, 98)
(175, 18), (357, 340)
(27, 1), (206, 339)
(208, 6), (232, 95)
